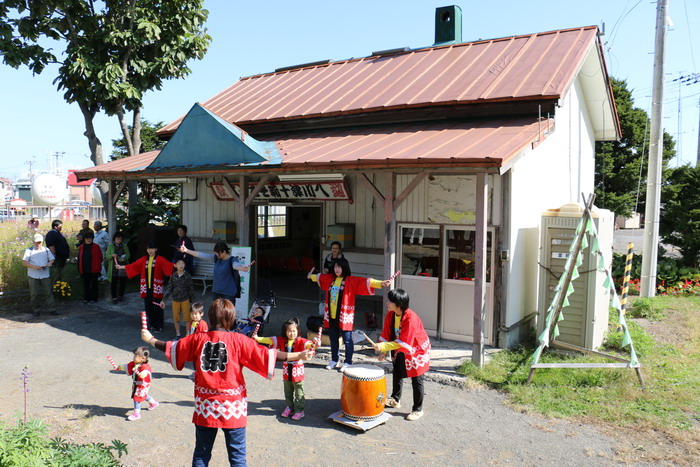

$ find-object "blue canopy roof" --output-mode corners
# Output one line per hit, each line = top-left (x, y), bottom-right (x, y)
(146, 103), (282, 171)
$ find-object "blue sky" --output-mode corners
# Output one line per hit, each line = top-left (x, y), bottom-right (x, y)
(1, 0), (698, 180)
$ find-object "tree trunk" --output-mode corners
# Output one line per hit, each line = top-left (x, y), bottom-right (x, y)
(79, 102), (109, 210)
(116, 108), (142, 208)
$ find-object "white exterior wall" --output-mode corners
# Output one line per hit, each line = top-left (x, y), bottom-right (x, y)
(181, 179), (239, 239)
(503, 77), (597, 337)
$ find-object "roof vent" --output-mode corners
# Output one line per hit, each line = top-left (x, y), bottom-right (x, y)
(433, 5), (462, 46)
(275, 59), (332, 73)
(371, 47), (410, 57)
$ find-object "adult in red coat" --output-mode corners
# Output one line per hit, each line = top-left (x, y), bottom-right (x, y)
(116, 241), (174, 333)
(374, 288), (431, 421)
(140, 299), (312, 466)
(78, 232), (103, 303)
(309, 258), (389, 370)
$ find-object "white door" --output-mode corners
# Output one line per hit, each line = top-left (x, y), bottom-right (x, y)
(397, 225), (440, 336)
(440, 228), (494, 344)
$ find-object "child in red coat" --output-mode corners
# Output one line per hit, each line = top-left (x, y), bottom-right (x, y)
(78, 232), (103, 303)
(255, 317), (317, 420)
(373, 288), (431, 421)
(112, 346), (159, 421)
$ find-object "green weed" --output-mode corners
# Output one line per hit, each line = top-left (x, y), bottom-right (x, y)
(459, 297), (700, 431)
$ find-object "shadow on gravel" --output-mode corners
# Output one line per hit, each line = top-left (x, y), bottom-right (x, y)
(45, 403), (128, 419)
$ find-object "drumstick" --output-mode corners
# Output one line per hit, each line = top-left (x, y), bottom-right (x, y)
(152, 301), (164, 308)
(106, 355), (119, 371)
(141, 311), (148, 330)
(251, 323), (261, 338)
(362, 331), (376, 347)
(308, 266), (315, 277)
(246, 260), (256, 268)
(313, 326), (323, 349)
(388, 270), (401, 282)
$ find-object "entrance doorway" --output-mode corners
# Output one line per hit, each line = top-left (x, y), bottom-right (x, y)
(398, 224), (495, 344)
(254, 204), (322, 302)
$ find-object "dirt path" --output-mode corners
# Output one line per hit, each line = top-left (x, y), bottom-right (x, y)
(1, 305), (631, 466)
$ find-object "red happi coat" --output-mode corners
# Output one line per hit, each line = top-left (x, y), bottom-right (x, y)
(317, 274), (377, 331)
(379, 308), (431, 377)
(187, 319), (209, 335)
(269, 336), (313, 383)
(124, 255), (174, 299)
(166, 330), (277, 428)
(126, 362), (152, 402)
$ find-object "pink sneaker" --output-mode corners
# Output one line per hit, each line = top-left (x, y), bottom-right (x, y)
(291, 411), (305, 421)
(127, 411), (141, 421)
(280, 407), (292, 418)
(148, 400), (159, 410)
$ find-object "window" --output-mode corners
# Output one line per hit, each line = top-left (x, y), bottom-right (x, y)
(257, 205), (288, 238)
(400, 226), (441, 278)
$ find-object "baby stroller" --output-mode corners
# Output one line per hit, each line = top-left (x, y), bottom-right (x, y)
(235, 301), (272, 337)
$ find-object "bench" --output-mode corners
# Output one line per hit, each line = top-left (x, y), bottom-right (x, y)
(191, 259), (215, 296)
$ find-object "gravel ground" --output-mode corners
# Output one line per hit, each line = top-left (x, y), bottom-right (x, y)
(0, 300), (638, 467)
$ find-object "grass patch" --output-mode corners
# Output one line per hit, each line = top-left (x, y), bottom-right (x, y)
(459, 296), (700, 431)
(0, 418), (127, 466)
(627, 296), (665, 320)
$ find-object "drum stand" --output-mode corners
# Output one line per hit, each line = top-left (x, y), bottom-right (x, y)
(328, 410), (391, 431)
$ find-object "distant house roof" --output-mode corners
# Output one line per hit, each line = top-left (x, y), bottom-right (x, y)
(67, 170), (95, 186)
(158, 26), (617, 139)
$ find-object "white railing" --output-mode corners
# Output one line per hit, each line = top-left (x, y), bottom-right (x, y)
(0, 204), (106, 223)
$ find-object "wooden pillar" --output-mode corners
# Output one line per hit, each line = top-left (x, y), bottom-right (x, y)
(107, 180), (116, 234)
(238, 175), (250, 246)
(383, 172), (396, 311)
(472, 173), (489, 366)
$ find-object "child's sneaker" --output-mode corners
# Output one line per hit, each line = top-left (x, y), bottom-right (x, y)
(127, 411), (141, 421)
(291, 411), (305, 421)
(340, 362), (352, 372)
(280, 407), (292, 418)
(148, 400), (159, 410)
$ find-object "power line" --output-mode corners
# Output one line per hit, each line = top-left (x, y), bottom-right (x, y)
(682, 0), (697, 72)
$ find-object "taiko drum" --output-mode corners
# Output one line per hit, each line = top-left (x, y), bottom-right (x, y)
(340, 364), (387, 421)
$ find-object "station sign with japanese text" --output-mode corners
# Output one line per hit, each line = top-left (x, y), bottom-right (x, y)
(210, 179), (352, 203)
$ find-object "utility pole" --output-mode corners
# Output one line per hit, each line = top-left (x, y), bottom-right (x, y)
(24, 158), (36, 179)
(640, 0), (669, 297)
(696, 97), (700, 167)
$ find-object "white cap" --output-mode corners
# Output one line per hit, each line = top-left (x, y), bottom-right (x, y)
(33, 233), (43, 242)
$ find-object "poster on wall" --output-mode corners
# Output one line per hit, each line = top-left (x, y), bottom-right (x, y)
(229, 245), (252, 314)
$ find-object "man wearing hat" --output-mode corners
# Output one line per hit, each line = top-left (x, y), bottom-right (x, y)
(21, 233), (58, 316)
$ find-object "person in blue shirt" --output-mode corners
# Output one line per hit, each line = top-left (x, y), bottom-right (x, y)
(179, 241), (250, 305)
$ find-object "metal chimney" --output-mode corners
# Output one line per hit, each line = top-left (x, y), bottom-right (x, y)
(434, 5), (462, 46)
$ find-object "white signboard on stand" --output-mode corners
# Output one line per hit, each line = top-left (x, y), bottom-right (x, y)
(229, 245), (252, 314)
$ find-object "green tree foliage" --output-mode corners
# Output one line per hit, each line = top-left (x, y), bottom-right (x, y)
(660, 164), (700, 267)
(0, 0), (211, 203)
(111, 119), (165, 159)
(594, 78), (676, 218)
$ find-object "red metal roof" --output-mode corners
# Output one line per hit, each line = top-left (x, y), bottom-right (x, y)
(268, 117), (548, 170)
(159, 27), (598, 135)
(73, 151), (159, 180)
(67, 170), (95, 186)
(77, 118), (549, 178)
